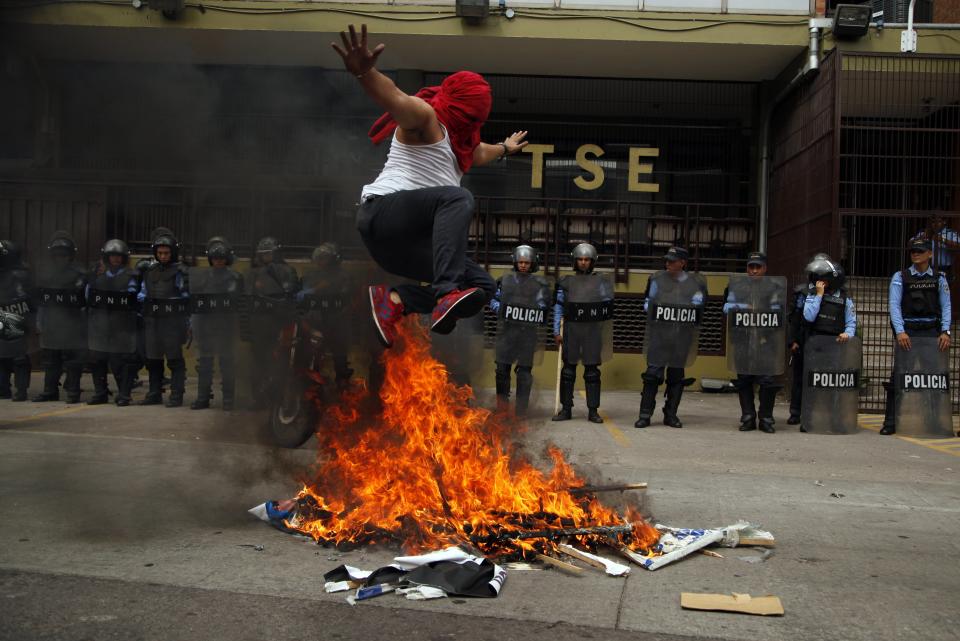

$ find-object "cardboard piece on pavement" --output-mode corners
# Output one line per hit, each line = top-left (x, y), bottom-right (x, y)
(680, 592), (784, 616)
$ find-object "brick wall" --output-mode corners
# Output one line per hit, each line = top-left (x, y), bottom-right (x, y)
(934, 0), (960, 23)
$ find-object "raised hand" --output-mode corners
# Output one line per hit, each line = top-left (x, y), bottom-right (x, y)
(503, 131), (529, 155)
(331, 24), (385, 78)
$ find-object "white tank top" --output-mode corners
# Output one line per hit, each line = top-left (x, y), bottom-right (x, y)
(361, 125), (464, 200)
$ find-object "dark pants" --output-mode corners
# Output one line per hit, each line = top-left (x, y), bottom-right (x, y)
(39, 348), (86, 399)
(89, 350), (138, 403)
(735, 374), (779, 421)
(638, 365), (685, 420)
(558, 362), (601, 411)
(145, 356), (185, 400)
(788, 347), (804, 419)
(356, 186), (496, 314)
(882, 327), (940, 427)
(0, 355), (31, 398)
(196, 352), (236, 403)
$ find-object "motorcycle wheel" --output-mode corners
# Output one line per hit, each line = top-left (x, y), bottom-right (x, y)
(269, 383), (317, 448)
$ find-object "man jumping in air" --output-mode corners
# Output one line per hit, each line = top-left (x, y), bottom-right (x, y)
(332, 24), (528, 347)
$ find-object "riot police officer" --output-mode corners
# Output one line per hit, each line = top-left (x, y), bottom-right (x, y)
(138, 229), (190, 407)
(244, 236), (300, 408)
(552, 243), (614, 424)
(881, 237), (952, 435)
(190, 237), (243, 410)
(86, 239), (140, 406)
(490, 245), (549, 416)
(298, 242), (353, 388)
(636, 247), (706, 429)
(797, 255), (857, 431)
(0, 240), (32, 401)
(786, 252), (831, 425)
(32, 231), (88, 403)
(722, 252), (786, 434)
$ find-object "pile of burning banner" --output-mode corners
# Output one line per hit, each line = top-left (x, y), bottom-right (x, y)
(252, 321), (773, 601)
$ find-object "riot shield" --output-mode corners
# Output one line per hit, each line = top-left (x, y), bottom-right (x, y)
(86, 268), (138, 354)
(495, 272), (549, 367)
(35, 261), (87, 351)
(800, 335), (862, 435)
(644, 271), (706, 368)
(561, 273), (614, 365)
(893, 337), (953, 439)
(0, 271), (31, 359)
(725, 275), (787, 376)
(190, 267), (240, 358)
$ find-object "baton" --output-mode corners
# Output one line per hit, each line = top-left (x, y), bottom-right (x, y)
(554, 318), (564, 415)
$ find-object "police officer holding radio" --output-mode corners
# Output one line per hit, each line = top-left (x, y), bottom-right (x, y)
(880, 237), (952, 436)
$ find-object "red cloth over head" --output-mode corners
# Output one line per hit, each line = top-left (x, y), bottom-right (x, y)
(368, 71), (492, 173)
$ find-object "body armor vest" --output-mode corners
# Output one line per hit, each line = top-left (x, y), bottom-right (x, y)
(811, 292), (846, 335)
(900, 269), (941, 329)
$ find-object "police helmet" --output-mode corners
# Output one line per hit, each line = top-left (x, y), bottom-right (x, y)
(151, 228), (180, 262)
(805, 256), (845, 290)
(206, 236), (235, 266)
(101, 239), (130, 260)
(47, 230), (77, 257)
(571, 243), (598, 273)
(311, 242), (341, 265)
(512, 245), (539, 273)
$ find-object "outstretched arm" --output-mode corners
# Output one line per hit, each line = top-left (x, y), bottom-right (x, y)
(332, 24), (436, 135)
(473, 131), (530, 167)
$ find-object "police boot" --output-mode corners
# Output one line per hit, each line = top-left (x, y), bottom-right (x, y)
(191, 358), (213, 410)
(166, 359), (186, 408)
(115, 361), (134, 407)
(494, 362), (511, 413)
(0, 367), (10, 398)
(736, 379), (757, 431)
(221, 368), (236, 412)
(662, 383), (684, 428)
(635, 375), (660, 428)
(552, 363), (575, 422)
(879, 379), (896, 435)
(584, 366), (603, 424)
(88, 362), (110, 405)
(33, 355), (61, 402)
(64, 365), (83, 404)
(514, 366), (533, 417)
(758, 386), (779, 434)
(12, 357), (30, 402)
(139, 360), (164, 405)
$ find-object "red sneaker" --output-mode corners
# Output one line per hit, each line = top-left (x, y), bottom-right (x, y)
(430, 287), (486, 335)
(368, 285), (403, 347)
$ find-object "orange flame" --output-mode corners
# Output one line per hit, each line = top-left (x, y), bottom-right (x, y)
(289, 319), (659, 556)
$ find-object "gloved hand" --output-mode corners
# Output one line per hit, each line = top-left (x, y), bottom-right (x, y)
(295, 288), (315, 303)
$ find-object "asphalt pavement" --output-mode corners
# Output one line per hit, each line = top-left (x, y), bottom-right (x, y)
(1, 374), (958, 641)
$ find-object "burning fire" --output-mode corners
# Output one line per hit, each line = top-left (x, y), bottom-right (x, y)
(289, 319), (659, 557)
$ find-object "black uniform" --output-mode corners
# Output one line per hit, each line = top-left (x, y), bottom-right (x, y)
(87, 265), (140, 405)
(299, 265), (352, 386)
(243, 259), (299, 406)
(33, 256), (88, 402)
(0, 245), (32, 401)
(492, 271), (549, 416)
(190, 266), (243, 409)
(786, 283), (814, 423)
(636, 269), (707, 429)
(552, 272), (614, 423)
(139, 261), (190, 406)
